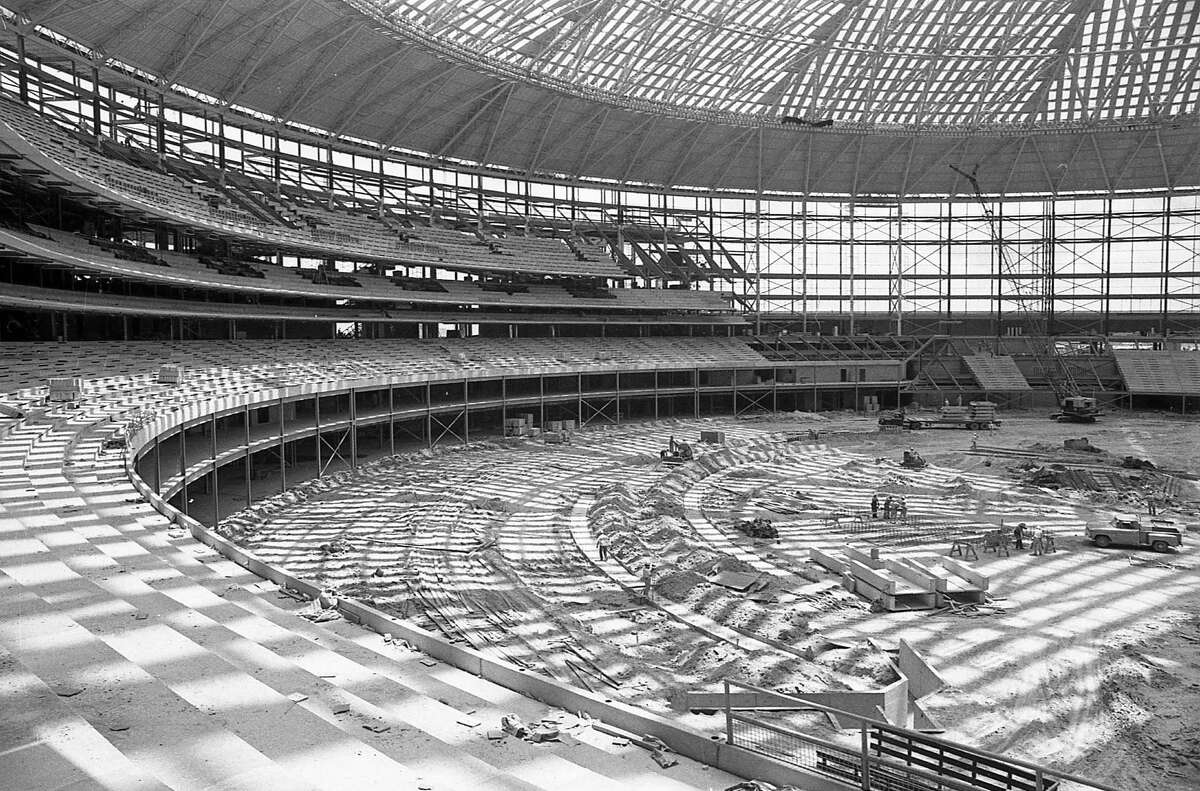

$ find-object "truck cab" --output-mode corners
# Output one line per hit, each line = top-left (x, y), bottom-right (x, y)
(1086, 513), (1183, 552)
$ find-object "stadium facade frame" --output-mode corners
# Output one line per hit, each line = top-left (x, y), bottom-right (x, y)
(1, 28), (1198, 336)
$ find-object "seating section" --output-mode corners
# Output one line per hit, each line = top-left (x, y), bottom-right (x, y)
(0, 337), (770, 396)
(0, 97), (625, 278)
(1113, 350), (1200, 394)
(0, 224), (734, 316)
(0, 348), (741, 791)
(962, 354), (1032, 391)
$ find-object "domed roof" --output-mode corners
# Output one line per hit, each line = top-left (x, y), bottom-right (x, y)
(5, 0), (1197, 196)
(356, 0), (1197, 128)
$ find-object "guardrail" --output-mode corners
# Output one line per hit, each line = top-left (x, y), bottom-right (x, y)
(723, 680), (1120, 791)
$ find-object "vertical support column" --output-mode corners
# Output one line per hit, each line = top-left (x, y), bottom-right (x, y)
(1102, 195), (1113, 336)
(278, 397), (287, 493)
(16, 33), (29, 103)
(1160, 192), (1172, 336)
(210, 414), (219, 529)
(944, 200), (953, 328)
(693, 369), (700, 418)
(326, 142), (335, 208)
(244, 405), (252, 508)
(847, 201), (856, 336)
(1044, 197), (1056, 336)
(723, 679), (734, 746)
(462, 381), (469, 443)
(754, 189), (763, 335)
(388, 386), (395, 456)
(90, 63), (102, 138)
(153, 437), (161, 493)
(425, 383), (432, 448)
(800, 199), (809, 334)
(178, 428), (188, 516)
(615, 373), (621, 425)
(349, 390), (358, 469)
(994, 201), (1004, 339)
(653, 371), (659, 421)
(273, 128), (282, 194)
(217, 114), (226, 172)
(314, 395), (322, 476)
(501, 378), (508, 426)
(156, 92), (166, 154)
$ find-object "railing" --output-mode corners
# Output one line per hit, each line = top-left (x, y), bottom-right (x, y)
(723, 680), (1121, 791)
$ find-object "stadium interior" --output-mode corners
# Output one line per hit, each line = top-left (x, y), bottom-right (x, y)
(0, 2), (1198, 791)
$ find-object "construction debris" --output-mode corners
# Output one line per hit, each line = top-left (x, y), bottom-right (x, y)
(318, 538), (355, 555)
(733, 517), (778, 539)
(927, 594), (1008, 618)
(500, 714), (527, 738)
(592, 722), (678, 768)
(725, 781), (805, 791)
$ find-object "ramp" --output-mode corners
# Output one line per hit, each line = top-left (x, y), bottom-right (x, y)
(962, 354), (1031, 391)
(1114, 350), (1200, 394)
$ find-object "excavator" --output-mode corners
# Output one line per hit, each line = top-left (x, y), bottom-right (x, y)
(659, 435), (694, 465)
(949, 164), (1102, 425)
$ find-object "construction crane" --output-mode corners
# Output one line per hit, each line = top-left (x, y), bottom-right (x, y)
(948, 165), (1100, 422)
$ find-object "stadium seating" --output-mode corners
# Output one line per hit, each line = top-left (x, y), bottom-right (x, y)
(0, 345), (744, 791)
(0, 97), (627, 279)
(0, 337), (769, 396)
(0, 224), (734, 316)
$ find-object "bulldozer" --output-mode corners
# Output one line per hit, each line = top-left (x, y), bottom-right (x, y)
(900, 448), (927, 469)
(659, 435), (694, 465)
(1049, 395), (1102, 424)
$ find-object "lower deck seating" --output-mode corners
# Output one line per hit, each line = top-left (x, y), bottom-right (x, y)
(1113, 349), (1200, 394)
(962, 354), (1032, 390)
(0, 337), (770, 396)
(0, 345), (743, 791)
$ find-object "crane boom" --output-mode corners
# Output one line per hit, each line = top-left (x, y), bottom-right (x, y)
(948, 164), (1080, 402)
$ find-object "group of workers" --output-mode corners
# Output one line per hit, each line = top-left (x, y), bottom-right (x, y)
(870, 493), (908, 521)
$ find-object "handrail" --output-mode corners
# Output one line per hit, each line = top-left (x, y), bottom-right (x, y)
(725, 679), (1122, 791)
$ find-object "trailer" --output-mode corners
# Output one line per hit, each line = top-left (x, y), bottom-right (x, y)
(879, 401), (1001, 431)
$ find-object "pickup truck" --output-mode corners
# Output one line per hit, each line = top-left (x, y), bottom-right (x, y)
(1085, 514), (1183, 553)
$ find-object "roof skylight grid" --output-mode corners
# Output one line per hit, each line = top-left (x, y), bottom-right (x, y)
(363, 0), (1194, 126)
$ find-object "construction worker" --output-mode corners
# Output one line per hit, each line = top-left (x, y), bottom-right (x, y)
(1013, 522), (1027, 550)
(883, 495), (896, 520)
(898, 498), (908, 521)
(870, 493), (880, 519)
(641, 563), (655, 599)
(597, 534), (610, 562)
(971, 432), (979, 450)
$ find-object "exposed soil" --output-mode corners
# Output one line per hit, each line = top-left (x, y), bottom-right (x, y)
(218, 409), (1200, 788)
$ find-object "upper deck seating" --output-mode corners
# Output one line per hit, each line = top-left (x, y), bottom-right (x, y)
(0, 98), (626, 277)
(0, 222), (737, 317)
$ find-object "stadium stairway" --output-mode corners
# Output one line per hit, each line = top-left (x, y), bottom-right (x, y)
(0, 378), (743, 789)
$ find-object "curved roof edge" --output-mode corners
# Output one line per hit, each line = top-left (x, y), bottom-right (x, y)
(3, 1), (1198, 197)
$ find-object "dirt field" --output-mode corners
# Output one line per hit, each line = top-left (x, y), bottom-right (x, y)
(218, 409), (1200, 788)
